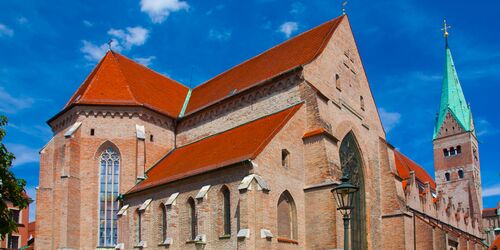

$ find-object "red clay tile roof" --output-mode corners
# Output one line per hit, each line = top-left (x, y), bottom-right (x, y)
(394, 150), (436, 191)
(490, 235), (500, 250)
(183, 15), (345, 115)
(483, 208), (498, 218)
(128, 103), (303, 193)
(64, 51), (189, 118)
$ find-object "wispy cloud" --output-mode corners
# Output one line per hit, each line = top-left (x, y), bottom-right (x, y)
(134, 56), (156, 67)
(483, 183), (500, 197)
(81, 26), (150, 61)
(83, 20), (93, 27)
(290, 2), (305, 15)
(8, 123), (52, 141)
(0, 87), (35, 113)
(476, 118), (498, 137)
(0, 23), (14, 37)
(379, 108), (402, 132)
(81, 40), (109, 61)
(140, 0), (189, 24)
(108, 26), (150, 50)
(208, 28), (231, 41)
(278, 21), (298, 38)
(17, 17), (28, 25)
(6, 143), (39, 167)
(206, 4), (224, 15)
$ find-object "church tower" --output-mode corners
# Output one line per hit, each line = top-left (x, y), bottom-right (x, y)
(433, 21), (483, 223)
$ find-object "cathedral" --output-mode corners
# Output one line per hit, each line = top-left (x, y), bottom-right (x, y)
(35, 14), (488, 249)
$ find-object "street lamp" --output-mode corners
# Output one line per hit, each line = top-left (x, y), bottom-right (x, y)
(331, 174), (359, 250)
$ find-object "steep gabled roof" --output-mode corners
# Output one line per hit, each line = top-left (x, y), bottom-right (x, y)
(483, 208), (498, 218)
(394, 150), (436, 191)
(64, 51), (190, 118)
(434, 43), (473, 139)
(183, 15), (345, 115)
(128, 103), (303, 194)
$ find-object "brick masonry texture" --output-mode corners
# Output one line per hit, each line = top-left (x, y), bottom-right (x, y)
(35, 16), (487, 250)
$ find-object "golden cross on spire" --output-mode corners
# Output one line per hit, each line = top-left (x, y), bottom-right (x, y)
(442, 19), (451, 38)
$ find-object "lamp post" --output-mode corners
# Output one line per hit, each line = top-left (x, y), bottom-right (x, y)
(331, 174), (359, 250)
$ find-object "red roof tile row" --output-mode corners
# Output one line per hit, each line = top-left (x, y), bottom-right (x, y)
(128, 104), (302, 193)
(394, 150), (437, 191)
(64, 51), (190, 118)
(184, 16), (344, 115)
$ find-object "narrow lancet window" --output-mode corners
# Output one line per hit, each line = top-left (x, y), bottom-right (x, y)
(98, 147), (120, 246)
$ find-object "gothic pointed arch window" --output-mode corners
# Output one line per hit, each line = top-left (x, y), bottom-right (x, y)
(339, 132), (366, 249)
(98, 147), (120, 246)
(160, 204), (167, 242)
(277, 191), (297, 240)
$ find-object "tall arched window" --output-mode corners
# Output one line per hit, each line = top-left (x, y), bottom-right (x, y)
(98, 147), (120, 246)
(277, 191), (297, 240)
(161, 205), (167, 242)
(458, 169), (464, 179)
(445, 172), (450, 181)
(339, 132), (366, 249)
(221, 186), (231, 235)
(187, 198), (197, 240)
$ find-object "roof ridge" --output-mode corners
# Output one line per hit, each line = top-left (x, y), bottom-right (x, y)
(110, 51), (140, 103)
(64, 51), (110, 107)
(112, 51), (190, 89)
(192, 16), (344, 92)
(305, 15), (346, 64)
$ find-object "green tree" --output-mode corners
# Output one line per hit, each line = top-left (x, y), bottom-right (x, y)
(0, 115), (31, 239)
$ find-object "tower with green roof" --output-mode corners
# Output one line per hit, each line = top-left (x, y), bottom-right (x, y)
(433, 20), (483, 225)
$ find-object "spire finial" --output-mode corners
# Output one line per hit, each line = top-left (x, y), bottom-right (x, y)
(441, 19), (451, 46)
(342, 1), (348, 15)
(107, 39), (114, 51)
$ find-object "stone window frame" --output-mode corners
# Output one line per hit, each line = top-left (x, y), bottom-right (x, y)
(9, 208), (21, 224)
(276, 190), (298, 241)
(97, 146), (120, 247)
(7, 234), (20, 249)
(187, 197), (197, 241)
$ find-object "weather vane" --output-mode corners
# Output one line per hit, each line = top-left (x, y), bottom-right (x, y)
(441, 19), (451, 38)
(342, 1), (348, 15)
(107, 39), (114, 51)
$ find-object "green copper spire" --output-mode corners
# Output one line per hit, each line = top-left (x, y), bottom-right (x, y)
(433, 24), (473, 139)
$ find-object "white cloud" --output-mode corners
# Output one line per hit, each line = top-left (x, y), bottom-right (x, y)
(208, 29), (231, 41)
(83, 20), (93, 27)
(0, 87), (34, 113)
(81, 26), (150, 62)
(379, 108), (402, 132)
(108, 26), (149, 49)
(278, 21), (298, 38)
(134, 56), (156, 67)
(0, 23), (14, 37)
(6, 143), (39, 166)
(483, 183), (500, 197)
(81, 40), (110, 61)
(140, 0), (189, 24)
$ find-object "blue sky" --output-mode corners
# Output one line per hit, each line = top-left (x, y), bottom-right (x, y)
(0, 0), (499, 221)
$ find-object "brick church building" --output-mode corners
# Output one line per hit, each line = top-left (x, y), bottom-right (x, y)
(35, 15), (488, 249)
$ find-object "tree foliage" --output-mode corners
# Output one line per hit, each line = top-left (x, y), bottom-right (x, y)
(0, 115), (31, 238)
